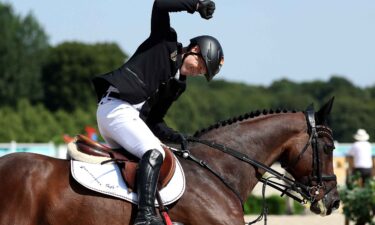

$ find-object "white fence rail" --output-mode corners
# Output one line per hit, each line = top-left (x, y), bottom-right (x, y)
(1, 141), (375, 159)
(0, 142), (68, 159)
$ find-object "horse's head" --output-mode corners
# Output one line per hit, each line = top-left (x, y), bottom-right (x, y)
(280, 97), (340, 216)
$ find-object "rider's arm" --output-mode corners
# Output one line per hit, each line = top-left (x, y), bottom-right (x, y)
(150, 0), (199, 38)
(153, 0), (198, 13)
(149, 121), (183, 143)
(144, 79), (186, 143)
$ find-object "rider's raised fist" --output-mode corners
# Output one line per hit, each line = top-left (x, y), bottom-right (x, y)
(197, 0), (215, 20)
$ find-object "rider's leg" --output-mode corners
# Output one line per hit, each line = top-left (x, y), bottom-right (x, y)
(97, 97), (165, 225)
(96, 97), (165, 158)
(134, 149), (164, 225)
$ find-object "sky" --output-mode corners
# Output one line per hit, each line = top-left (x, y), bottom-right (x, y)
(4, 0), (375, 87)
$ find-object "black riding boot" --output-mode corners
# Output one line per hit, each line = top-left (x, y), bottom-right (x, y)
(134, 149), (164, 225)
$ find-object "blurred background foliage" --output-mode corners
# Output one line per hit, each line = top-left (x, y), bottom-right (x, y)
(1, 2), (375, 143)
(243, 194), (305, 215)
(339, 175), (375, 225)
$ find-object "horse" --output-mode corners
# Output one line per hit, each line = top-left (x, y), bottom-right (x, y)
(0, 98), (340, 225)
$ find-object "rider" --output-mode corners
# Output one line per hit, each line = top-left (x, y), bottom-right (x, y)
(92, 0), (223, 224)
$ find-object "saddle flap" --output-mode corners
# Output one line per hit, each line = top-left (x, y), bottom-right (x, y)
(120, 146), (176, 190)
(159, 146), (176, 187)
(123, 162), (138, 192)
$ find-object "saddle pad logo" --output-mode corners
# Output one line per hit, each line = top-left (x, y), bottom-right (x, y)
(71, 158), (186, 206)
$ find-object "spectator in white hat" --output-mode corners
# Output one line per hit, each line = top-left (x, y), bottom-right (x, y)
(348, 129), (373, 184)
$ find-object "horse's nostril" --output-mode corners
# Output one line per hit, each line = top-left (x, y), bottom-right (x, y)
(332, 200), (340, 209)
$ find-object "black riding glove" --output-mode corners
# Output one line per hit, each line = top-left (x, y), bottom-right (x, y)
(169, 133), (188, 150)
(197, 0), (215, 20)
(179, 133), (188, 150)
(149, 121), (189, 149)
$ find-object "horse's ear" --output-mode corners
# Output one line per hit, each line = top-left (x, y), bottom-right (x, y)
(316, 97), (335, 124)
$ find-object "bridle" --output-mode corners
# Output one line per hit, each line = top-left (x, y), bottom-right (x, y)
(283, 105), (337, 202)
(173, 106), (337, 207)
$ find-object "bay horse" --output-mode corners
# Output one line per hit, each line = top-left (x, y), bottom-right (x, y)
(0, 98), (340, 225)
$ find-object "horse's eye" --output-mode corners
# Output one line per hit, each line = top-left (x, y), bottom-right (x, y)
(324, 144), (335, 153)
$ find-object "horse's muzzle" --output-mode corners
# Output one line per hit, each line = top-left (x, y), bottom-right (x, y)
(310, 194), (340, 216)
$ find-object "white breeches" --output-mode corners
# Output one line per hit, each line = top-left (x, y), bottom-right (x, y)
(96, 96), (165, 159)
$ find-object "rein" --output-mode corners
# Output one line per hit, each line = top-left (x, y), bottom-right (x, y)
(172, 107), (337, 224)
(174, 137), (312, 225)
(185, 137), (312, 203)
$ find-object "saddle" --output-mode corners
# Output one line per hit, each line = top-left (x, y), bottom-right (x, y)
(73, 134), (176, 190)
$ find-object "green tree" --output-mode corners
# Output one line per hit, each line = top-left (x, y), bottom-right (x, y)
(41, 42), (128, 111)
(0, 105), (23, 141)
(0, 98), (98, 143)
(0, 99), (60, 142)
(268, 79), (317, 109)
(0, 3), (49, 105)
(0, 72), (374, 143)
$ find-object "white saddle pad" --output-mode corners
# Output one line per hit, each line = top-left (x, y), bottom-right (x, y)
(71, 158), (186, 206)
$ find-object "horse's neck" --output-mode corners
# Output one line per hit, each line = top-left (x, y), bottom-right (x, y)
(193, 112), (306, 201)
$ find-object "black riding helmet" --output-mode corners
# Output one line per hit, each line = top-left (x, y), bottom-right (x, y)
(189, 35), (224, 81)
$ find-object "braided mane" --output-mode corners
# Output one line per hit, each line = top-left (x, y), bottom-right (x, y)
(193, 108), (299, 137)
